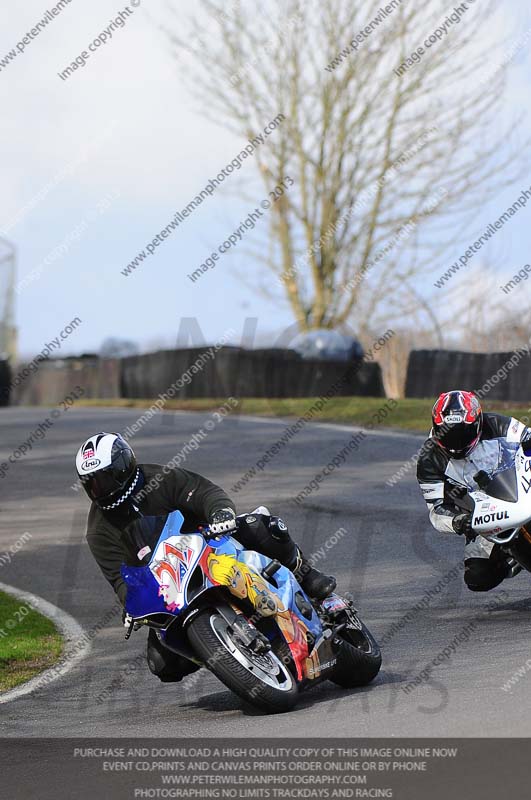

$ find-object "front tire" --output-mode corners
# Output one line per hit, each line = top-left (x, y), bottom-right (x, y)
(329, 620), (382, 688)
(187, 609), (299, 713)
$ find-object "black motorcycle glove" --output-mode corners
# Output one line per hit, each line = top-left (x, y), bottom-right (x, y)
(452, 512), (473, 537)
(122, 610), (141, 631)
(209, 508), (237, 535)
(521, 428), (531, 454)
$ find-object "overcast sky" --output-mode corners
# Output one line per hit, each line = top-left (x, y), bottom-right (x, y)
(1, 0), (530, 358)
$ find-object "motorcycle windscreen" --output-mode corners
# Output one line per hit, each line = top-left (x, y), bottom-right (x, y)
(122, 514), (169, 559)
(481, 467), (519, 503)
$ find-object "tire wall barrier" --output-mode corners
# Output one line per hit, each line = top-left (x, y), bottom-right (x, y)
(405, 349), (531, 401)
(119, 347), (384, 399)
(6, 347), (385, 406)
(0, 360), (11, 407)
(10, 358), (121, 406)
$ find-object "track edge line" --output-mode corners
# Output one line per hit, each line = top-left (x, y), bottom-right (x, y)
(0, 580), (91, 704)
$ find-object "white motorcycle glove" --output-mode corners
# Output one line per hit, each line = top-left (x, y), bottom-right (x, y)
(210, 508), (237, 535)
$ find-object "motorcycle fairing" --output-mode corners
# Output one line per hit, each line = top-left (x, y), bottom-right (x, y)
(123, 511), (209, 617)
(200, 537), (323, 680)
(121, 563), (169, 618)
(123, 510), (327, 682)
(470, 443), (531, 535)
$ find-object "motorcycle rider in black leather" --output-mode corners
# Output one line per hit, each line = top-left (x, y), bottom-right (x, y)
(417, 390), (530, 592)
(76, 432), (337, 683)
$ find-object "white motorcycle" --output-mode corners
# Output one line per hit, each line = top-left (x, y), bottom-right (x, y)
(461, 440), (531, 572)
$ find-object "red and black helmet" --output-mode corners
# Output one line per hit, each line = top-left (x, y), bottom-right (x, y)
(431, 390), (483, 459)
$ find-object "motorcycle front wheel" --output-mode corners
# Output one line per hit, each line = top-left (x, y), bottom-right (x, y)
(187, 609), (299, 713)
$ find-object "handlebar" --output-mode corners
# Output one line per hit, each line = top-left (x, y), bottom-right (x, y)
(198, 521), (241, 540)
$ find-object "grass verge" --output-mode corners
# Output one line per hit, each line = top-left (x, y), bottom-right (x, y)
(75, 396), (531, 432)
(0, 590), (63, 693)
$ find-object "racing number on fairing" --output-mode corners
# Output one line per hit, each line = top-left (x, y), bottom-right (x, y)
(519, 458), (531, 493)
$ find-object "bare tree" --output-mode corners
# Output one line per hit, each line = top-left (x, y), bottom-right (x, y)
(163, 0), (527, 343)
(437, 262), (531, 354)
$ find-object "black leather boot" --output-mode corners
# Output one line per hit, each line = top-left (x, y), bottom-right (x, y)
(236, 512), (337, 600)
(291, 548), (337, 601)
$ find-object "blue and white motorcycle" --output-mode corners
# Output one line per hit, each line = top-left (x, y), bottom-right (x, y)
(459, 439), (531, 575)
(122, 510), (381, 713)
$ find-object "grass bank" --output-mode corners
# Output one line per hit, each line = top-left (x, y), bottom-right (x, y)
(0, 590), (63, 693)
(76, 397), (531, 432)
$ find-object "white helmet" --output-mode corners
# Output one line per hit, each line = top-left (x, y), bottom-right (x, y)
(75, 432), (139, 509)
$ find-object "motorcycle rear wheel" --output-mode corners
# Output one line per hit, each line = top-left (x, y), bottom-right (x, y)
(329, 620), (382, 688)
(187, 609), (299, 713)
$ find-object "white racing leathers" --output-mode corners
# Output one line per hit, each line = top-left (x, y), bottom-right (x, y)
(417, 413), (526, 560)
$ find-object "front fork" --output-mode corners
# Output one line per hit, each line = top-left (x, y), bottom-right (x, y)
(502, 527), (531, 574)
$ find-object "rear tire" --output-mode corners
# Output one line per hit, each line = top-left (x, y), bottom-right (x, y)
(187, 609), (299, 713)
(330, 620), (382, 688)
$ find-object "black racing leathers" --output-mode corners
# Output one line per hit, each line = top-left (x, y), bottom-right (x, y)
(86, 464), (235, 605)
(416, 413), (526, 534)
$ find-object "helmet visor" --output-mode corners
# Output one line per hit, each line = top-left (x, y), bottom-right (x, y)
(80, 466), (126, 502)
(437, 421), (480, 456)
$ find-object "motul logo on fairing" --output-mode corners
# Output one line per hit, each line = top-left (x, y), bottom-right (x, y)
(473, 510), (510, 525)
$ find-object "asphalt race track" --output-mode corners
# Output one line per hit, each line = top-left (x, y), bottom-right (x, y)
(1, 405), (531, 737)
